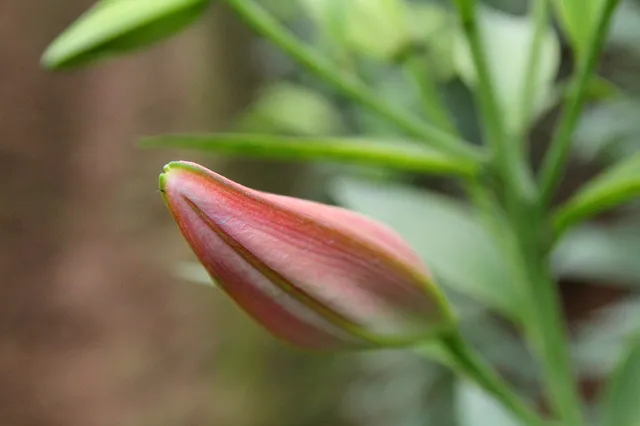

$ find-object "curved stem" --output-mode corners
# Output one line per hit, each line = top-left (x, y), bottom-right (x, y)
(440, 331), (545, 426)
(224, 0), (483, 162)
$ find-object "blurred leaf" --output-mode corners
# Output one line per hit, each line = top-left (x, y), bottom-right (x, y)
(572, 298), (640, 378)
(600, 335), (640, 426)
(312, 0), (412, 61)
(554, 152), (640, 233)
(574, 98), (640, 163)
(453, 5), (560, 134)
(141, 133), (479, 177)
(609, 1), (640, 48)
(552, 0), (605, 56)
(329, 178), (523, 321)
(345, 351), (456, 426)
(42, 0), (210, 69)
(457, 381), (519, 426)
(553, 221), (640, 287)
(237, 82), (343, 135)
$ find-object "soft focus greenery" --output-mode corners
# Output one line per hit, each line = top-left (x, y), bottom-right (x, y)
(44, 0), (640, 425)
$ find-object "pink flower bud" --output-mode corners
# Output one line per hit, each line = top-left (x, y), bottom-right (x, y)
(160, 161), (453, 349)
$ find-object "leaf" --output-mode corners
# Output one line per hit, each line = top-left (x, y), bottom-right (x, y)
(574, 98), (640, 163)
(553, 221), (640, 287)
(456, 381), (519, 426)
(571, 297), (640, 378)
(237, 83), (343, 135)
(42, 0), (211, 70)
(329, 178), (524, 321)
(553, 0), (606, 56)
(601, 335), (640, 426)
(553, 152), (640, 233)
(453, 5), (560, 134)
(141, 133), (479, 177)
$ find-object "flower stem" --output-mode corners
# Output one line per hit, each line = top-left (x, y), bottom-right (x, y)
(509, 201), (584, 426)
(441, 330), (545, 426)
(224, 0), (482, 162)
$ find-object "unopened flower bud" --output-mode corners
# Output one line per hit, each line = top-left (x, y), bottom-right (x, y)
(160, 161), (453, 349)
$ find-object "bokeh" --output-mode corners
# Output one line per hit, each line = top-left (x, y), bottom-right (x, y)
(1, 1), (639, 425)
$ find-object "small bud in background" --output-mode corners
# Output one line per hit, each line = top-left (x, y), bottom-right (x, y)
(42, 0), (211, 70)
(160, 161), (454, 349)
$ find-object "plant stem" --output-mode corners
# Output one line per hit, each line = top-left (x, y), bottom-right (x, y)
(451, 0), (536, 201)
(224, 0), (483, 162)
(509, 201), (584, 426)
(441, 331), (545, 426)
(538, 0), (621, 205)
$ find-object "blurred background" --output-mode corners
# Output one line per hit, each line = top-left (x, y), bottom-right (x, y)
(1, 0), (640, 425)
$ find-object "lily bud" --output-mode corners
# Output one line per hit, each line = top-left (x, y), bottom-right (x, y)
(160, 161), (453, 349)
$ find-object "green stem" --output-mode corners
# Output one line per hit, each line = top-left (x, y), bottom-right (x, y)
(140, 133), (479, 177)
(452, 0), (536, 201)
(538, 0), (621, 205)
(510, 202), (584, 426)
(224, 0), (482, 162)
(402, 54), (457, 134)
(441, 331), (545, 426)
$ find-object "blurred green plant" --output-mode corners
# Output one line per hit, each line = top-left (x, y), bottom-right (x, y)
(43, 0), (640, 425)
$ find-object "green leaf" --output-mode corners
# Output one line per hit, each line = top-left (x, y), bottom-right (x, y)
(42, 0), (211, 70)
(456, 381), (519, 426)
(141, 133), (479, 177)
(453, 5), (560, 134)
(553, 152), (640, 234)
(553, 0), (606, 56)
(329, 178), (523, 321)
(573, 98), (640, 163)
(601, 335), (640, 426)
(552, 221), (640, 287)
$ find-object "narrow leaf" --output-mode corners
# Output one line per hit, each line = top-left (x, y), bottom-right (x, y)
(141, 133), (479, 177)
(601, 335), (640, 426)
(554, 152), (640, 233)
(43, 0), (211, 70)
